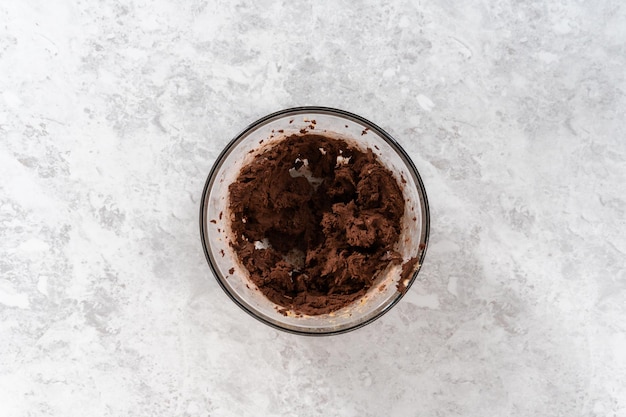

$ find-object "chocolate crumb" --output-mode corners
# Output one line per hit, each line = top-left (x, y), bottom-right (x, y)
(311, 120), (316, 124)
(374, 145), (379, 150)
(289, 120), (293, 124)
(278, 129), (284, 133)
(220, 249), (225, 257)
(419, 242), (426, 250)
(229, 267), (235, 275)
(299, 128), (307, 134)
(219, 211), (223, 220)
(210, 219), (217, 224)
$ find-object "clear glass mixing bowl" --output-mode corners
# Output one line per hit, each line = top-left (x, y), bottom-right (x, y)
(200, 107), (429, 335)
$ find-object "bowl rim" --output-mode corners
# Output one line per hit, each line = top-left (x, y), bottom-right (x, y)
(199, 106), (430, 336)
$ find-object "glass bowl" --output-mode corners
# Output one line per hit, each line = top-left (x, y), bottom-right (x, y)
(199, 107), (430, 335)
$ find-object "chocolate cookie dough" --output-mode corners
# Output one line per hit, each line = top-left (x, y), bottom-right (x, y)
(228, 134), (405, 315)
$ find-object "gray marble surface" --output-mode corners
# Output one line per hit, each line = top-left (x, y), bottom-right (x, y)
(1, 0), (625, 416)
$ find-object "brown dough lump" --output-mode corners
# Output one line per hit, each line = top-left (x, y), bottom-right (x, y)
(228, 134), (405, 315)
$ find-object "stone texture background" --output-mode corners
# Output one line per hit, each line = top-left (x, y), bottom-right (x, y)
(1, 0), (625, 416)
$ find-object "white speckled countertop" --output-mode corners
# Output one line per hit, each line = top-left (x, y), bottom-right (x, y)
(1, 1), (625, 416)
